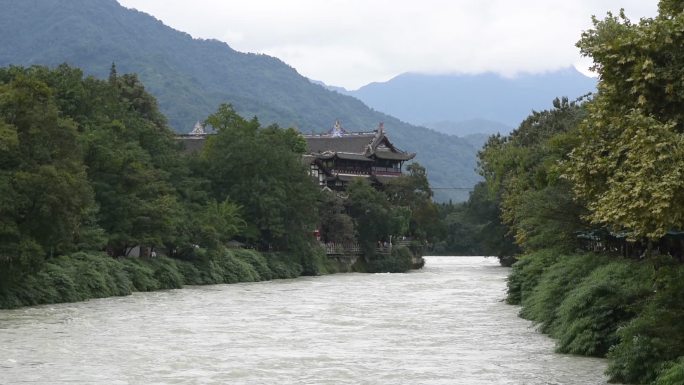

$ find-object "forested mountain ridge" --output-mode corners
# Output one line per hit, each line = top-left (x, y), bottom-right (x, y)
(0, 0), (480, 201)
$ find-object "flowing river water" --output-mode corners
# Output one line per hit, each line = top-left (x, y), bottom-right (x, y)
(0, 256), (608, 385)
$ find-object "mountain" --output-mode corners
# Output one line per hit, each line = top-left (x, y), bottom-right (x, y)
(0, 0), (480, 202)
(344, 69), (598, 130)
(424, 119), (514, 137)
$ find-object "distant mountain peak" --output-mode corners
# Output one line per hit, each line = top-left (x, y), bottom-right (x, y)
(348, 67), (597, 129)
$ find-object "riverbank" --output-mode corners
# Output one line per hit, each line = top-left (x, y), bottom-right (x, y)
(0, 249), (307, 309)
(0, 246), (422, 310)
(507, 249), (684, 385)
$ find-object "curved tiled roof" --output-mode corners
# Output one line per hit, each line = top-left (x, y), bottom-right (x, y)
(303, 128), (415, 161)
(304, 133), (375, 154)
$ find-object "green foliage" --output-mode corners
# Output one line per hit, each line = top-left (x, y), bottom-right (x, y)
(478, 97), (588, 254)
(0, 0), (483, 203)
(69, 252), (133, 298)
(190, 199), (245, 250)
(234, 249), (273, 281)
(506, 249), (559, 305)
(201, 104), (318, 249)
(120, 258), (161, 291)
(553, 260), (653, 356)
(366, 246), (414, 273)
(296, 243), (336, 276)
(189, 249), (258, 284)
(0, 68), (95, 265)
(0, 252), (134, 308)
(317, 190), (356, 244)
(566, 6), (684, 240)
(174, 259), (204, 285)
(265, 253), (304, 279)
(655, 357), (684, 385)
(520, 253), (610, 333)
(434, 182), (519, 258)
(0, 248), (313, 309)
(147, 258), (184, 289)
(346, 179), (404, 256)
(383, 163), (441, 242)
(607, 262), (684, 384)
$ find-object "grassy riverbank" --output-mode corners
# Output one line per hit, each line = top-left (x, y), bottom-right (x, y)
(0, 246), (420, 310)
(0, 248), (329, 309)
(507, 249), (684, 385)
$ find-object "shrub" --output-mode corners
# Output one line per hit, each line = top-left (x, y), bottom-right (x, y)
(0, 252), (134, 308)
(520, 252), (610, 334)
(212, 250), (259, 283)
(655, 357), (684, 385)
(176, 260), (204, 285)
(38, 258), (82, 303)
(506, 249), (559, 305)
(366, 246), (413, 273)
(66, 252), (133, 298)
(120, 258), (160, 291)
(607, 262), (684, 384)
(297, 244), (334, 276)
(148, 257), (184, 289)
(553, 260), (653, 356)
(265, 253), (303, 279)
(235, 249), (272, 281)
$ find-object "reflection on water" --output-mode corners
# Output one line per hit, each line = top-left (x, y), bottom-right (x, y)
(0, 257), (608, 384)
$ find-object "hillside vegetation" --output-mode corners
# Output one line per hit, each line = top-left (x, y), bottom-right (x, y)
(0, 0), (479, 201)
(0, 64), (440, 308)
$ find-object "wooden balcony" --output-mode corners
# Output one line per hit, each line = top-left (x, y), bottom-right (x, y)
(332, 168), (371, 176)
(371, 166), (402, 176)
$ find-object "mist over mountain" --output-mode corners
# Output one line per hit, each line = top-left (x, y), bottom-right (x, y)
(424, 119), (514, 137)
(336, 69), (597, 133)
(0, 0), (484, 202)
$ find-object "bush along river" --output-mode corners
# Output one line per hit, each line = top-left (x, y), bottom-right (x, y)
(0, 257), (608, 384)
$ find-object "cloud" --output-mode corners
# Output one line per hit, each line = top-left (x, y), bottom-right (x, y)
(117, 0), (658, 89)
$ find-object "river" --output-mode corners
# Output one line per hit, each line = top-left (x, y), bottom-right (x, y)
(0, 256), (608, 385)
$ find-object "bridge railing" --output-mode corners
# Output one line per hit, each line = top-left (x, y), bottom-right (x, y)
(323, 242), (361, 255)
(322, 242), (400, 256)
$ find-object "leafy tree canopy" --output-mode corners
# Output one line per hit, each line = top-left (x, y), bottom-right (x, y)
(565, 4), (684, 240)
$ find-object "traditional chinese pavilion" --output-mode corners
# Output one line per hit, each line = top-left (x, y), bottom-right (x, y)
(303, 121), (416, 190)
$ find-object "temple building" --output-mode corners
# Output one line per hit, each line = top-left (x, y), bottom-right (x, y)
(303, 121), (416, 191)
(176, 120), (416, 191)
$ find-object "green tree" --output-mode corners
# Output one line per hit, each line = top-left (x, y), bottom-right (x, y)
(478, 97), (588, 253)
(201, 104), (318, 249)
(23, 65), (188, 256)
(317, 190), (355, 244)
(565, 4), (684, 241)
(383, 163), (440, 241)
(0, 71), (95, 282)
(346, 179), (404, 255)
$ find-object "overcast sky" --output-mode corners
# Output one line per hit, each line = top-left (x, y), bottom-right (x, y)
(117, 0), (658, 90)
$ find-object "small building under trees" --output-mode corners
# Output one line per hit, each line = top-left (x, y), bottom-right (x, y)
(302, 121), (416, 191)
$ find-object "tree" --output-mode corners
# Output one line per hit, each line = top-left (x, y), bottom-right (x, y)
(346, 179), (404, 255)
(0, 71), (95, 280)
(565, 4), (684, 241)
(201, 104), (318, 249)
(317, 190), (355, 244)
(19, 64), (188, 255)
(383, 162), (440, 241)
(477, 97), (588, 253)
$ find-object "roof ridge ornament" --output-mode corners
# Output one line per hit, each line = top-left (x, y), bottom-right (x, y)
(330, 120), (347, 137)
(190, 121), (206, 135)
